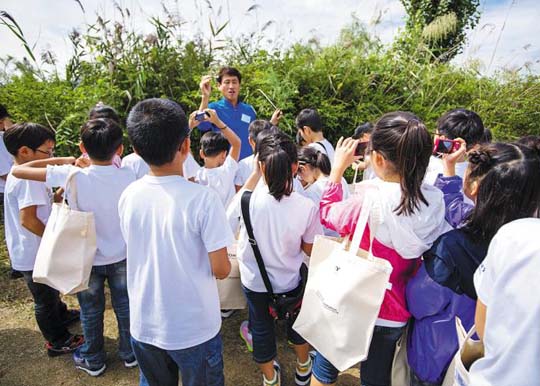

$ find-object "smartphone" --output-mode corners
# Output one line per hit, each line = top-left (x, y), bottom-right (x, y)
(433, 138), (460, 155)
(355, 141), (369, 157)
(195, 111), (209, 122)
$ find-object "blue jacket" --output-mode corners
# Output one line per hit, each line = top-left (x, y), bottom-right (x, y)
(406, 174), (488, 384)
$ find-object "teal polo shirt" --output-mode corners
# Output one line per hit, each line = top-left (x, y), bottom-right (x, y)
(198, 97), (257, 160)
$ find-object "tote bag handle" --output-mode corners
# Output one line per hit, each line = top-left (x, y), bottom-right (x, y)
(62, 168), (81, 211)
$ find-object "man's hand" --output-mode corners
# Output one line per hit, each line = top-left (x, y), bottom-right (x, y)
(270, 109), (283, 126)
(200, 75), (212, 98)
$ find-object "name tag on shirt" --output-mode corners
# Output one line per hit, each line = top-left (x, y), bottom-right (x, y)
(241, 114), (251, 124)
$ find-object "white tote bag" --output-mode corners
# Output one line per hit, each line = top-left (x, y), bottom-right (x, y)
(33, 169), (97, 295)
(293, 190), (393, 372)
(217, 243), (247, 309)
(451, 318), (484, 386)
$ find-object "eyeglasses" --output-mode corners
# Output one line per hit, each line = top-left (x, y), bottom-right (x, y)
(35, 148), (55, 156)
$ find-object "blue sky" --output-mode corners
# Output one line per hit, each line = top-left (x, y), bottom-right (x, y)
(1, 0), (539, 75)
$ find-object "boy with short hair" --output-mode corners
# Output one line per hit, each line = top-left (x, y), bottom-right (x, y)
(295, 108), (335, 164)
(425, 108), (486, 185)
(13, 118), (137, 376)
(195, 109), (241, 207)
(120, 98), (233, 386)
(3, 123), (83, 357)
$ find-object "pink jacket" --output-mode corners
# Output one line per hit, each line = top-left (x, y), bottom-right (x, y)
(320, 181), (436, 322)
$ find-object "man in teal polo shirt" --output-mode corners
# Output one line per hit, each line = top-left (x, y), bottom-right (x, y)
(198, 67), (257, 160)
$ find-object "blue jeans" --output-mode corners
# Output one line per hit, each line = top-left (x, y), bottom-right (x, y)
(131, 333), (225, 386)
(312, 325), (404, 386)
(243, 285), (306, 363)
(76, 259), (132, 365)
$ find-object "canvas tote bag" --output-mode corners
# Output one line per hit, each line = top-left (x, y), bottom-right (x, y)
(293, 189), (393, 371)
(216, 243), (247, 309)
(33, 169), (97, 295)
(449, 318), (484, 386)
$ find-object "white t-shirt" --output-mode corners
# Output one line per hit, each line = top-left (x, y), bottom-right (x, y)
(196, 155), (238, 207)
(309, 139), (335, 165)
(227, 183), (323, 293)
(121, 152), (201, 180)
(470, 218), (540, 386)
(4, 171), (52, 271)
(118, 175), (234, 350)
(0, 132), (13, 193)
(234, 154), (254, 187)
(45, 164), (136, 266)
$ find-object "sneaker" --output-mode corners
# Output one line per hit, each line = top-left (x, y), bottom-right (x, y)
(221, 309), (236, 318)
(295, 353), (314, 386)
(73, 349), (106, 377)
(9, 269), (23, 280)
(61, 309), (80, 327)
(263, 361), (281, 386)
(124, 357), (138, 368)
(46, 334), (84, 357)
(239, 320), (253, 352)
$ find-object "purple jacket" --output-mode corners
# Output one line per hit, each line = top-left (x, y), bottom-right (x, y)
(406, 174), (479, 384)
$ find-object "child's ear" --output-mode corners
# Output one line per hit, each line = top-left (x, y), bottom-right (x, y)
(18, 146), (32, 158)
(469, 180), (480, 198)
(198, 149), (205, 160)
(115, 144), (124, 156)
(291, 162), (299, 175)
(180, 137), (190, 155)
(79, 142), (86, 154)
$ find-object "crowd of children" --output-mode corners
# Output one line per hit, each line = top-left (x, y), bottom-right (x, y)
(1, 65), (540, 386)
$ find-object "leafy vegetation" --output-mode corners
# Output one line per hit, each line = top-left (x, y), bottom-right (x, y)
(0, 4), (539, 159)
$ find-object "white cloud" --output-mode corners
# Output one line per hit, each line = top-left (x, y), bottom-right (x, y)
(0, 0), (538, 76)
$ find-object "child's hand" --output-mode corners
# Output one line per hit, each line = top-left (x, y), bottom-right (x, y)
(442, 138), (467, 176)
(205, 109), (225, 128)
(75, 155), (91, 168)
(57, 156), (76, 165)
(334, 137), (361, 173)
(270, 109), (283, 126)
(188, 111), (200, 130)
(200, 75), (212, 98)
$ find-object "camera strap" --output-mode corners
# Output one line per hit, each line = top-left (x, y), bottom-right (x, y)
(240, 191), (276, 298)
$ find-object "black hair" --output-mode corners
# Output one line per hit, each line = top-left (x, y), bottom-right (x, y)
(258, 132), (297, 201)
(464, 142), (540, 241)
(371, 111), (433, 216)
(248, 120), (272, 142)
(296, 108), (323, 132)
(0, 104), (10, 119)
(481, 128), (492, 143)
(516, 135), (540, 155)
(80, 118), (123, 161)
(436, 109), (485, 148)
(200, 131), (229, 157)
(126, 98), (189, 166)
(217, 66), (242, 84)
(89, 103), (120, 124)
(297, 146), (331, 176)
(3, 123), (56, 156)
(352, 122), (374, 140)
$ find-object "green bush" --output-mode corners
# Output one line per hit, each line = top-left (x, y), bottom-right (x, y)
(1, 11), (539, 160)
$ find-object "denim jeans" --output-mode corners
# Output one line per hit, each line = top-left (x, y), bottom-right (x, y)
(243, 285), (306, 364)
(21, 271), (71, 345)
(76, 259), (132, 365)
(312, 325), (404, 386)
(131, 333), (225, 386)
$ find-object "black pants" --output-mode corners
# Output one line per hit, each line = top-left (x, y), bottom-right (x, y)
(21, 271), (71, 345)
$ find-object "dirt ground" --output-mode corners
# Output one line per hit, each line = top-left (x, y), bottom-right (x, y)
(0, 226), (360, 386)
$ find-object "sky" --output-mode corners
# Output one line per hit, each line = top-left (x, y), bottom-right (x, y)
(1, 0), (539, 76)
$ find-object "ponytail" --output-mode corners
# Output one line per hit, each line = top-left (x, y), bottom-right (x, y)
(297, 146), (331, 176)
(258, 132), (297, 201)
(371, 112), (433, 216)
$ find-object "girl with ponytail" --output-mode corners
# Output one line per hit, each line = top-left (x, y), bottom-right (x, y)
(407, 141), (540, 386)
(227, 132), (323, 386)
(311, 112), (451, 386)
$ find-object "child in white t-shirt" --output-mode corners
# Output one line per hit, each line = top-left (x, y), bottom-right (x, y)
(13, 118), (137, 377)
(227, 132), (323, 386)
(3, 123), (83, 357)
(296, 108), (335, 165)
(121, 150), (200, 181)
(195, 109), (241, 207)
(120, 98), (233, 386)
(234, 119), (272, 190)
